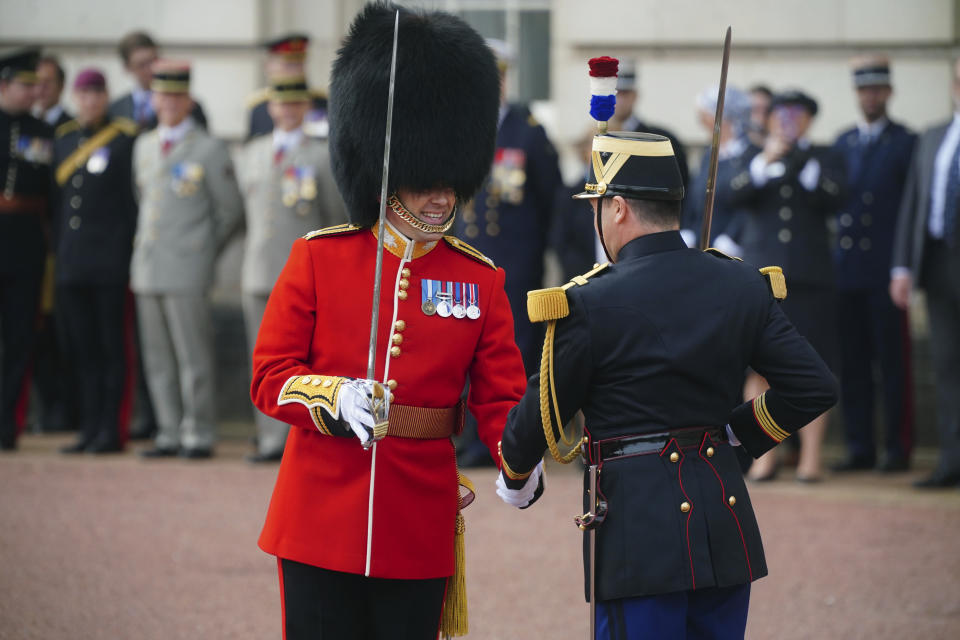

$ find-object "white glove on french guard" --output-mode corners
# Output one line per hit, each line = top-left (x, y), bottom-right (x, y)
(496, 460), (544, 508)
(339, 379), (382, 445)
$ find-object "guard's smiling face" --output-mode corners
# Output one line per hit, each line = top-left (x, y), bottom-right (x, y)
(387, 187), (456, 241)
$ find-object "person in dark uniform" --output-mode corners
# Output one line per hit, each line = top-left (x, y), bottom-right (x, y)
(681, 84), (753, 253)
(53, 69), (138, 454)
(611, 59), (689, 190)
(747, 84), (773, 148)
(831, 56), (916, 473)
(108, 31), (208, 131)
(30, 54), (74, 434)
(0, 48), (54, 451)
(728, 90), (845, 482)
(450, 39), (561, 467)
(498, 127), (838, 639)
(245, 34), (328, 140)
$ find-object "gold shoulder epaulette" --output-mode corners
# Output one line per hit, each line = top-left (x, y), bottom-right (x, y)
(527, 262), (610, 323)
(112, 117), (139, 136)
(303, 223), (364, 240)
(55, 119), (79, 138)
(246, 87), (270, 109)
(759, 266), (787, 300)
(705, 247), (743, 261)
(443, 236), (496, 269)
(527, 113), (540, 127)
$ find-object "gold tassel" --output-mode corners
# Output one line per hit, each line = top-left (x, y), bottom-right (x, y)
(440, 512), (468, 638)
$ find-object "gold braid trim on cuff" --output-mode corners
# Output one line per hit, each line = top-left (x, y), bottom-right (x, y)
(497, 441), (532, 481)
(753, 393), (789, 442)
(277, 374), (347, 435)
(539, 320), (586, 464)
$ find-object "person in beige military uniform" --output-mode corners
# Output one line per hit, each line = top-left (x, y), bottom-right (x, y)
(131, 62), (244, 459)
(238, 76), (345, 462)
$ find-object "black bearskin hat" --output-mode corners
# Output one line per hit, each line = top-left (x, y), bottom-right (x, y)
(329, 2), (501, 226)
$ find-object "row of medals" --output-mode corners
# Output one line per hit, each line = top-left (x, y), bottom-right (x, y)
(422, 292), (480, 320)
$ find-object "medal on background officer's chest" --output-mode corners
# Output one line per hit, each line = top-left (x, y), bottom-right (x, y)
(421, 279), (480, 320)
(171, 162), (203, 197)
(491, 147), (526, 205)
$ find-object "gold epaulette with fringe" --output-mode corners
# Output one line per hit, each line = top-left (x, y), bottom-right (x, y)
(443, 236), (495, 269)
(527, 262), (609, 323)
(54, 119), (79, 138)
(759, 266), (787, 300)
(705, 247), (743, 261)
(303, 224), (364, 240)
(246, 86), (271, 109)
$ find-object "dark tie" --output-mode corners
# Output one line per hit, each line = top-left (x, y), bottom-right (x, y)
(161, 139), (173, 156)
(274, 147), (285, 166)
(943, 140), (960, 247)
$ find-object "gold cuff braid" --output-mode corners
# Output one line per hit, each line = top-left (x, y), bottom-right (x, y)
(498, 441), (533, 481)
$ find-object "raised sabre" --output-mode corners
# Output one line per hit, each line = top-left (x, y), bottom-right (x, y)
(699, 26), (733, 251)
(363, 10), (400, 448)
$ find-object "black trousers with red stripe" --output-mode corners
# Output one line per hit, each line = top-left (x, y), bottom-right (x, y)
(278, 559), (446, 640)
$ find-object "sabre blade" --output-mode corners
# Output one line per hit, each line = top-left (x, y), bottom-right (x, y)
(367, 10), (400, 380)
(699, 26), (732, 251)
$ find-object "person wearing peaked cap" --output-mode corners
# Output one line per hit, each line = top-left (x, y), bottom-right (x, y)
(891, 58), (960, 489)
(246, 33), (329, 140)
(831, 56), (917, 474)
(610, 59), (690, 190)
(108, 30), (208, 132)
(497, 67), (838, 636)
(52, 68), (139, 454)
(727, 88), (845, 483)
(0, 47), (55, 451)
(131, 60), (244, 460)
(248, 4), (526, 638)
(238, 74), (347, 463)
(451, 37), (562, 467)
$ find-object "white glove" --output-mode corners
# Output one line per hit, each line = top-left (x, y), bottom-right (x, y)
(496, 460), (544, 508)
(339, 379), (388, 446)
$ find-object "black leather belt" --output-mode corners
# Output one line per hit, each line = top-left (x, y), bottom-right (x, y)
(597, 426), (726, 461)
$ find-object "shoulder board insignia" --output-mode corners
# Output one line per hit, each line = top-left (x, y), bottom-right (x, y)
(246, 87), (270, 109)
(55, 119), (80, 138)
(112, 117), (139, 136)
(527, 262), (610, 323)
(705, 247), (743, 261)
(443, 236), (496, 269)
(303, 224), (364, 240)
(310, 88), (328, 100)
(759, 266), (787, 300)
(527, 113), (540, 127)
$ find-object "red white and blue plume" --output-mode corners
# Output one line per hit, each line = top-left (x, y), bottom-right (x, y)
(588, 56), (619, 134)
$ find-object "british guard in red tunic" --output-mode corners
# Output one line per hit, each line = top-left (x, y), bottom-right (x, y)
(249, 3), (526, 638)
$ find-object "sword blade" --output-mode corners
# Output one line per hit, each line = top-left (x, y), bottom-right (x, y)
(367, 10), (400, 380)
(699, 26), (732, 251)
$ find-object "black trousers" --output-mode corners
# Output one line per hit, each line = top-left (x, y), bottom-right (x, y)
(278, 559), (446, 640)
(836, 287), (913, 462)
(0, 269), (42, 448)
(56, 283), (127, 446)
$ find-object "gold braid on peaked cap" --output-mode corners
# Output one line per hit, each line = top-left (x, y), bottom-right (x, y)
(328, 2), (501, 227)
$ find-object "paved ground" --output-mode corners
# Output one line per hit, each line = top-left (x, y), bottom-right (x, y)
(2, 433), (959, 640)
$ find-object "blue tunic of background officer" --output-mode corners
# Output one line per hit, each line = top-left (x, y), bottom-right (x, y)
(453, 39), (561, 377)
(498, 129), (838, 639)
(680, 84), (754, 254)
(53, 69), (138, 454)
(0, 49), (53, 451)
(451, 39), (561, 467)
(831, 56), (916, 473)
(245, 34), (328, 141)
(728, 90), (845, 482)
